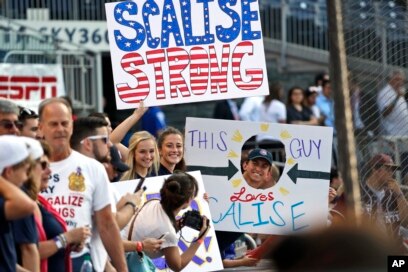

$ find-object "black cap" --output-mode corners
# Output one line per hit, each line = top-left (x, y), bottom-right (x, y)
(110, 145), (129, 172)
(248, 148), (273, 165)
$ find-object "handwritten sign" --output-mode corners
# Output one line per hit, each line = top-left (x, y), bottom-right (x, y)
(112, 171), (223, 272)
(184, 117), (333, 234)
(105, 0), (269, 109)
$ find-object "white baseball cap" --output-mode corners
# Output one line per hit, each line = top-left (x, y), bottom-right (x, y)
(21, 136), (43, 160)
(0, 135), (29, 174)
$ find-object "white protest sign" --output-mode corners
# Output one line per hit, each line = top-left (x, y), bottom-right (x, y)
(105, 0), (269, 109)
(0, 64), (65, 111)
(185, 117), (333, 234)
(112, 171), (224, 272)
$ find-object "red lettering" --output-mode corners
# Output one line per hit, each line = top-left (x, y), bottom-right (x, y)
(116, 42), (265, 104)
(146, 49), (166, 99)
(190, 46), (209, 95)
(232, 41), (263, 90)
(117, 52), (150, 104)
(0, 75), (58, 100)
(167, 47), (191, 98)
(230, 186), (274, 203)
(209, 44), (229, 94)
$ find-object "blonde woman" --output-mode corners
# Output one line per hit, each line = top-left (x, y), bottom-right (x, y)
(121, 131), (160, 180)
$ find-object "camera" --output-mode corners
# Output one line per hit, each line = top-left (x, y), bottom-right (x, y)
(181, 210), (204, 231)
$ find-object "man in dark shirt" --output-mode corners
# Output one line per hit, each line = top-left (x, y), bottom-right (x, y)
(0, 135), (39, 271)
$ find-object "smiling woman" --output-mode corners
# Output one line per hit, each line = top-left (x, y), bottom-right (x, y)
(157, 127), (186, 175)
(121, 131), (160, 180)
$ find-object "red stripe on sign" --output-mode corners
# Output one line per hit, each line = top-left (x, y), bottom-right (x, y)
(119, 91), (150, 99)
(190, 79), (209, 84)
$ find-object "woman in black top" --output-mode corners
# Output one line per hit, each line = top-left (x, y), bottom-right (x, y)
(286, 86), (319, 126)
(157, 127), (186, 175)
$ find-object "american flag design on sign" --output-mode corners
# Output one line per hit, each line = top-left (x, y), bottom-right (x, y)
(106, 0), (269, 109)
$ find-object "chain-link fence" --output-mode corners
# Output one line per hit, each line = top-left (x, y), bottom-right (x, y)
(341, 0), (408, 250)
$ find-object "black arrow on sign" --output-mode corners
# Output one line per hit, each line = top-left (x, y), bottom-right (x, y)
(287, 163), (330, 184)
(187, 160), (239, 180)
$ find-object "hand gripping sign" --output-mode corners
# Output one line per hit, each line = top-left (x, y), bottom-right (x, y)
(184, 117), (333, 235)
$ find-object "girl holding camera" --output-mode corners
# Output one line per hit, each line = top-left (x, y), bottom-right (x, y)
(128, 172), (210, 271)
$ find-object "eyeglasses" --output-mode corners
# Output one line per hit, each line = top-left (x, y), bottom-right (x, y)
(0, 120), (23, 130)
(80, 135), (109, 144)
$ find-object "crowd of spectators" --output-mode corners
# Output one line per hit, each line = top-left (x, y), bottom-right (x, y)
(1, 68), (408, 271)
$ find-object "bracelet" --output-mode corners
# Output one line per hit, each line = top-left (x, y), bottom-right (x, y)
(125, 201), (138, 213)
(53, 236), (64, 250)
(196, 238), (204, 245)
(136, 241), (143, 252)
(58, 234), (68, 248)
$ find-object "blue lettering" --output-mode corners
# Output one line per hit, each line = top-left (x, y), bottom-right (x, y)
(79, 28), (88, 44)
(114, 1), (146, 51)
(65, 28), (76, 43)
(238, 202), (253, 226)
(216, 0), (240, 43)
(312, 139), (322, 159)
(161, 0), (184, 48)
(289, 138), (322, 159)
(291, 201), (309, 231)
(199, 131), (207, 149)
(252, 202), (268, 226)
(289, 138), (301, 159)
(143, 0), (160, 48)
(183, 0), (215, 45)
(269, 201), (286, 226)
(241, 0), (261, 40)
(212, 202), (239, 229)
(217, 131), (227, 151)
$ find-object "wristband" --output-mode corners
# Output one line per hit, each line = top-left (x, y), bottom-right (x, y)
(196, 238), (204, 245)
(54, 236), (64, 250)
(59, 234), (68, 248)
(136, 241), (143, 252)
(125, 201), (138, 213)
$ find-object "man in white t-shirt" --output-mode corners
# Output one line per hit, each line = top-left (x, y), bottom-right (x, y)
(38, 98), (127, 272)
(377, 70), (408, 137)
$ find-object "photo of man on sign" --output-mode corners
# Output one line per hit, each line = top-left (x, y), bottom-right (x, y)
(242, 148), (275, 189)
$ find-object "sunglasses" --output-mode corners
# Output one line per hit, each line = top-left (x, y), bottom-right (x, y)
(80, 135), (109, 144)
(0, 120), (23, 130)
(38, 160), (50, 170)
(19, 107), (38, 118)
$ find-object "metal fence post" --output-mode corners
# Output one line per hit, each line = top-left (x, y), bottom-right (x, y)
(327, 0), (362, 225)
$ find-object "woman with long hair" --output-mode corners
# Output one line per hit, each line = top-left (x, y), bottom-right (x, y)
(286, 86), (319, 125)
(121, 131), (160, 180)
(128, 172), (210, 271)
(23, 137), (91, 272)
(157, 127), (186, 175)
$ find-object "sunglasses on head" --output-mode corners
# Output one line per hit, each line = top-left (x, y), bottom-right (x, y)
(0, 120), (23, 130)
(19, 107), (38, 118)
(80, 135), (109, 144)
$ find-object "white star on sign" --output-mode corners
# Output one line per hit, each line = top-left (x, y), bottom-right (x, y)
(116, 8), (122, 13)
(125, 42), (130, 47)
(126, 3), (132, 9)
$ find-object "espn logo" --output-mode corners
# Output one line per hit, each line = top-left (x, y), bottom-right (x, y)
(0, 76), (58, 100)
(388, 256), (408, 271)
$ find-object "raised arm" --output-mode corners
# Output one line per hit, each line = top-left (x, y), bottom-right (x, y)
(0, 176), (35, 220)
(110, 102), (148, 145)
